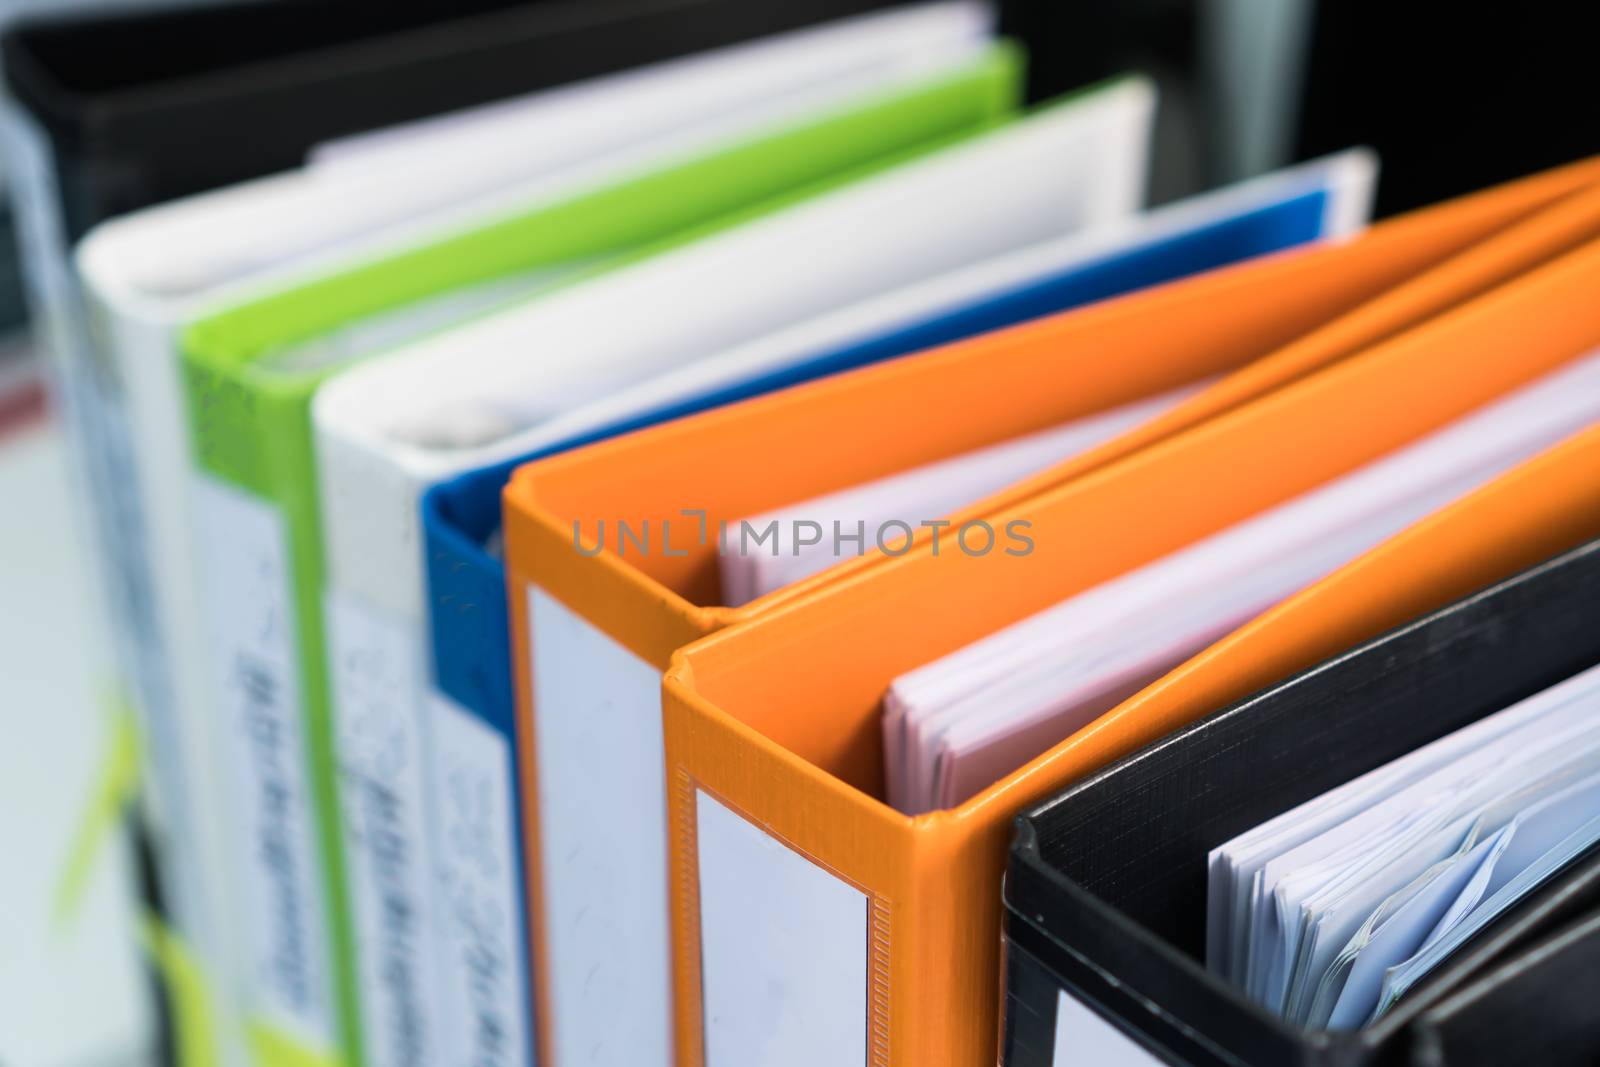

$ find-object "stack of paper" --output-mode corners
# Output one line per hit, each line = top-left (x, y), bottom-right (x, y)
(1210, 661), (1600, 1028)
(882, 348), (1600, 814)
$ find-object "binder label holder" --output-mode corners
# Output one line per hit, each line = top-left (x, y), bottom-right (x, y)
(429, 689), (529, 1064)
(1050, 989), (1164, 1066)
(694, 788), (871, 1065)
(192, 473), (333, 1050)
(325, 590), (442, 1067)
(527, 588), (672, 1063)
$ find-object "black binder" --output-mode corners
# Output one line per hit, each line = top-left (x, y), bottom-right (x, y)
(1408, 907), (1600, 1067)
(1001, 535), (1600, 1066)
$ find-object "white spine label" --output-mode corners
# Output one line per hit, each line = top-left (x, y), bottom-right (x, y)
(695, 790), (868, 1067)
(327, 591), (443, 1066)
(528, 585), (670, 1067)
(1052, 990), (1164, 1066)
(192, 473), (331, 1044)
(431, 691), (531, 1067)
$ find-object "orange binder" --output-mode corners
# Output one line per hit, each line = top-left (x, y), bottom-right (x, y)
(656, 237), (1600, 1066)
(502, 157), (1600, 1066)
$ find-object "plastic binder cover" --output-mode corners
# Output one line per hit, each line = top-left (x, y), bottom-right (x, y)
(639, 241), (1600, 1066)
(1002, 535), (1600, 1067)
(501, 157), (1600, 1063)
(312, 72), (1152, 1067)
(1409, 895), (1600, 1067)
(176, 60), (1019, 1066)
(72, 9), (997, 1060)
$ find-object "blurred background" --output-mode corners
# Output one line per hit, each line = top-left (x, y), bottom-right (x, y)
(0, 2), (1595, 1065)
